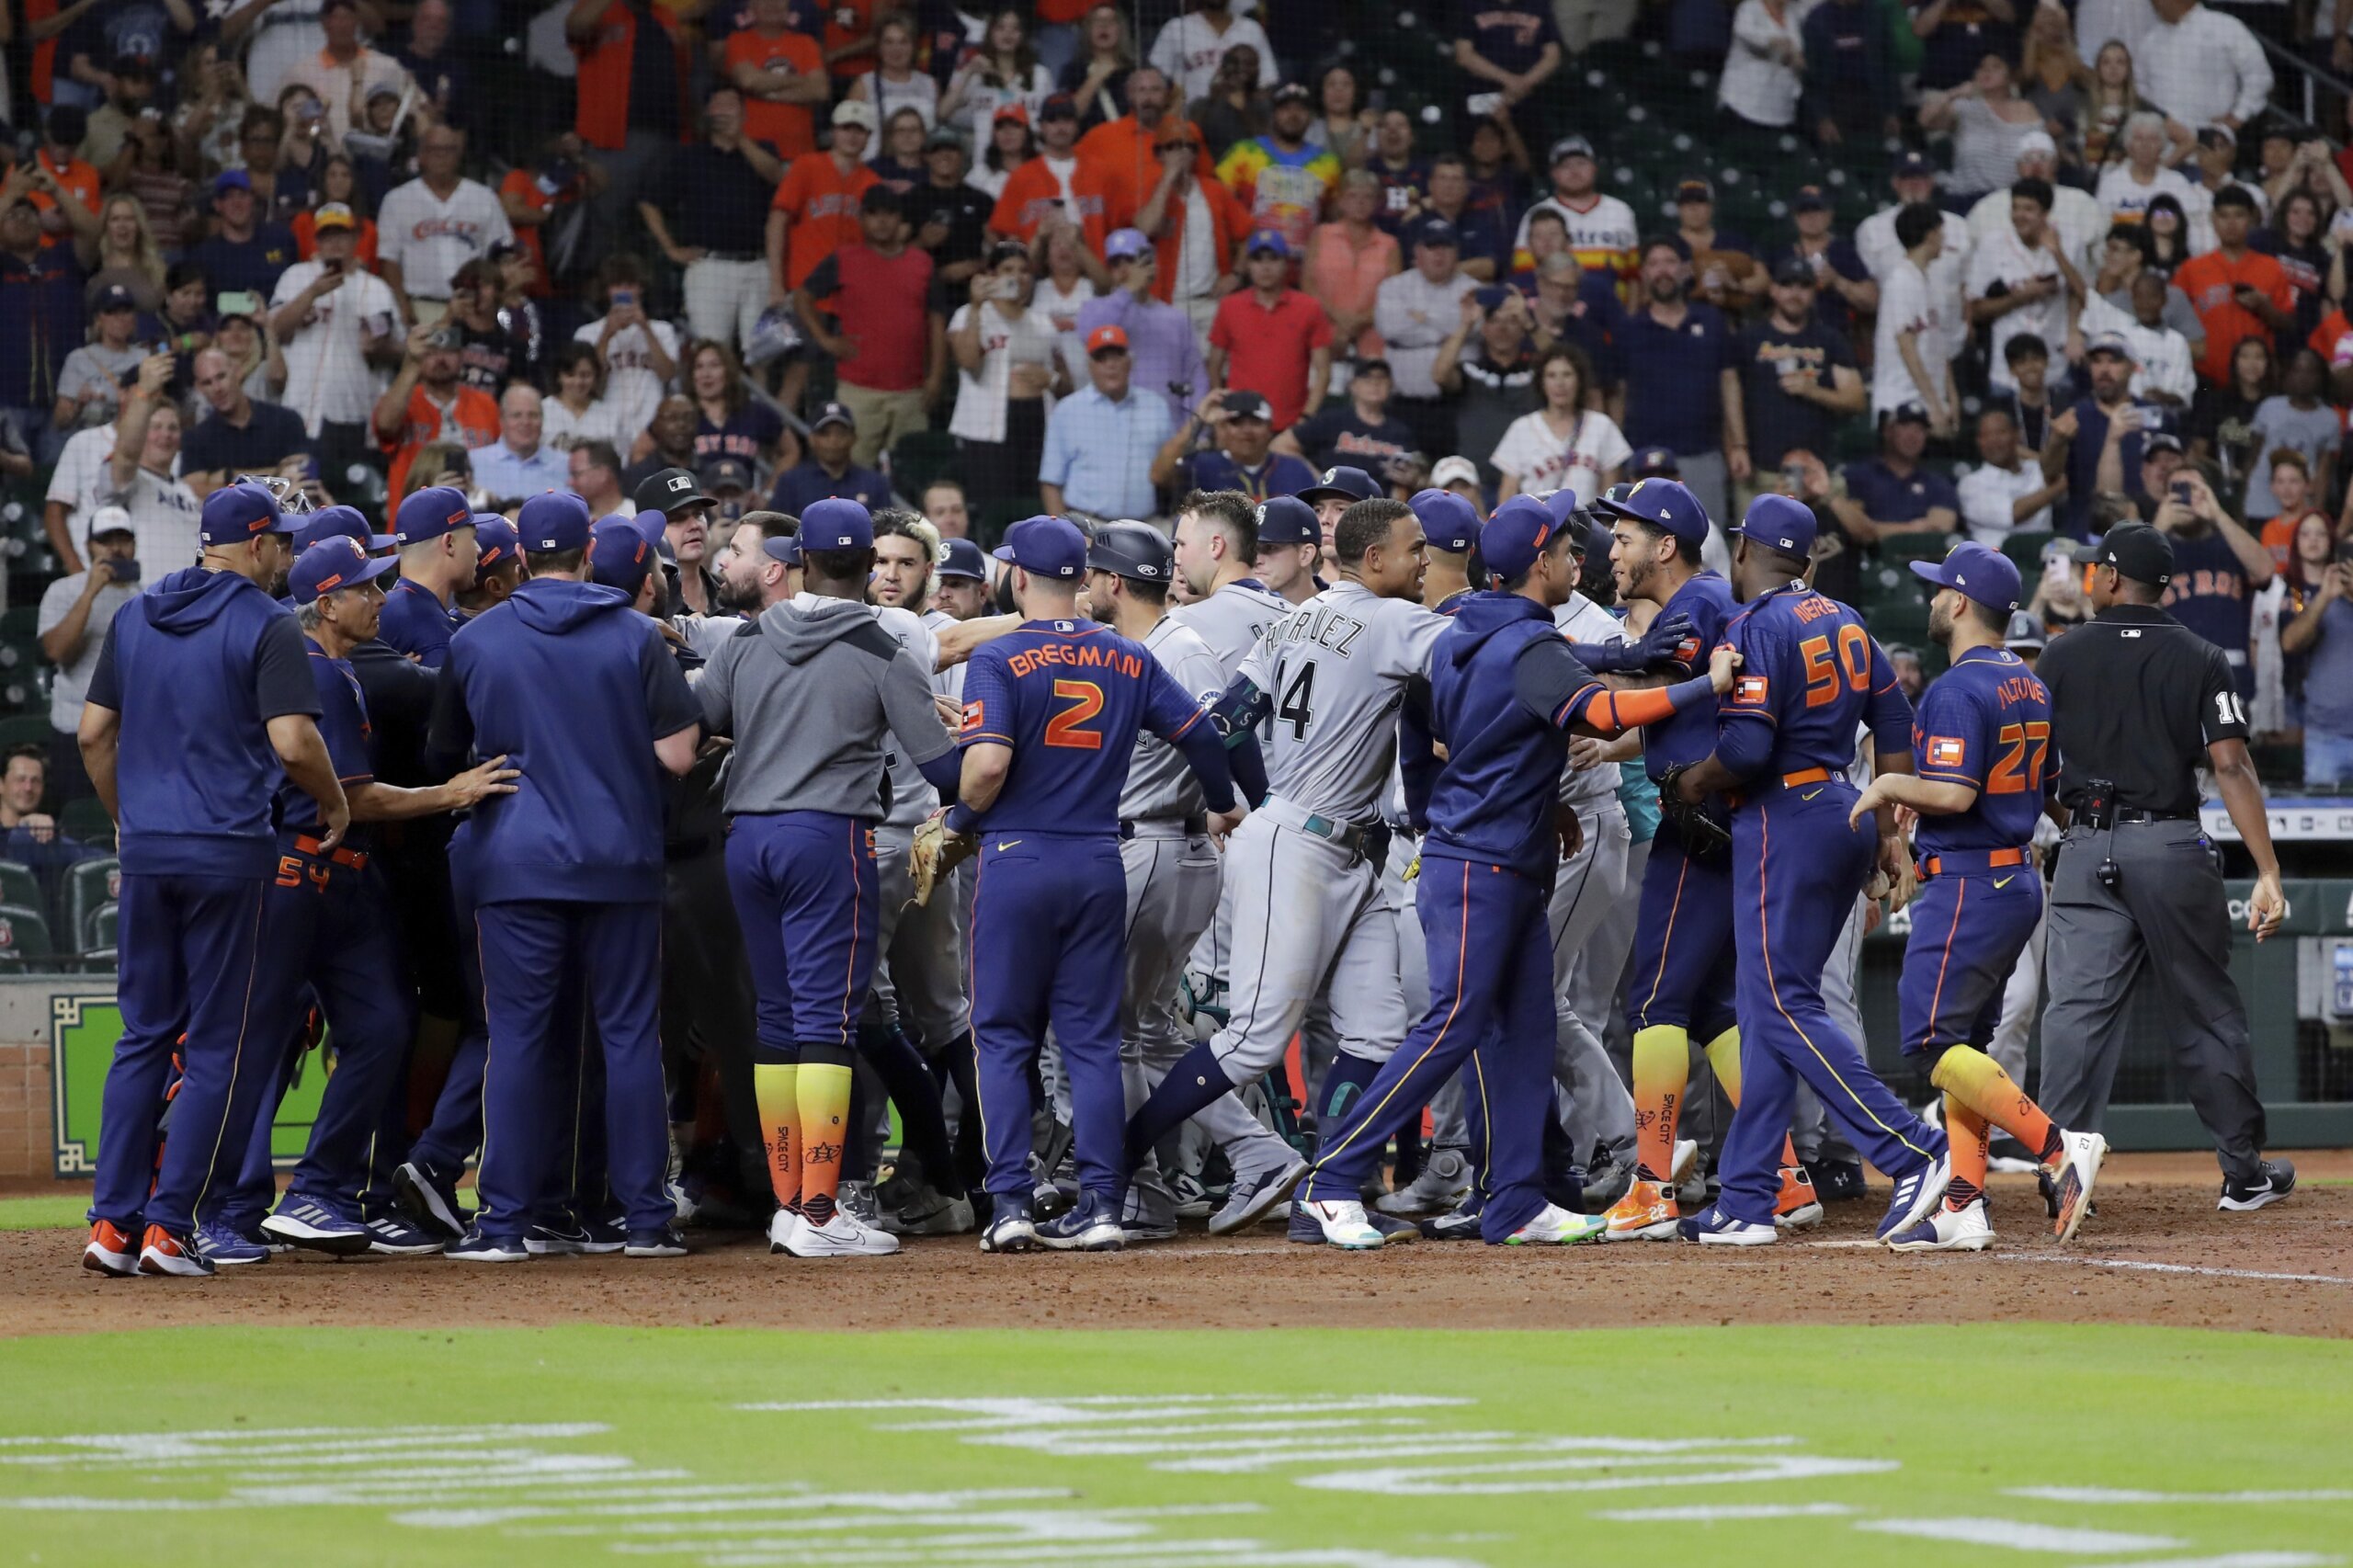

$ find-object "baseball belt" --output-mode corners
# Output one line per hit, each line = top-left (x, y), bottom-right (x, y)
(1921, 846), (2029, 878)
(293, 834), (369, 870)
(1120, 812), (1210, 839)
(1723, 764), (1836, 811)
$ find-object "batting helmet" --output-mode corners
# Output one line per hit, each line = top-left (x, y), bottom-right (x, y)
(1083, 521), (1175, 584)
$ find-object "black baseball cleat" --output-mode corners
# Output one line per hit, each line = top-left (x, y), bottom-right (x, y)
(2219, 1158), (2296, 1212)
(1805, 1158), (1868, 1204)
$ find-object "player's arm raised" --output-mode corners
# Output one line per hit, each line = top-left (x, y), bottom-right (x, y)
(1145, 660), (1243, 835)
(1850, 677), (1972, 828)
(1526, 638), (1738, 740)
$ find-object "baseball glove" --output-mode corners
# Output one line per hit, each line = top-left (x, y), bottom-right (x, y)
(907, 813), (977, 907)
(1653, 762), (1732, 858)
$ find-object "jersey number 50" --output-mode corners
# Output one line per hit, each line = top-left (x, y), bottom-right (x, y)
(1044, 679), (1105, 749)
(1799, 625), (1871, 708)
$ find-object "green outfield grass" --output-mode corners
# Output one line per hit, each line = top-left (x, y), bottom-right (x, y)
(0, 1196), (92, 1231)
(0, 1324), (2346, 1568)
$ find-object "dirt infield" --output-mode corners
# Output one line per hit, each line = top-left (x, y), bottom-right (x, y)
(6, 1153), (2349, 1339)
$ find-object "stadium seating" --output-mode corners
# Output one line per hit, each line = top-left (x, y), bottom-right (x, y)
(59, 799), (115, 853)
(63, 858), (120, 956)
(0, 902), (55, 968)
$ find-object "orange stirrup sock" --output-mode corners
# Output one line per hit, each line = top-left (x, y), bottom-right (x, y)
(796, 1061), (855, 1227)
(1631, 1026), (1690, 1182)
(753, 1063), (801, 1213)
(1931, 1044), (2063, 1166)
(1943, 1094), (1989, 1210)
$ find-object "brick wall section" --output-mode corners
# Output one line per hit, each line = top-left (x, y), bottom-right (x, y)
(0, 1038), (51, 1179)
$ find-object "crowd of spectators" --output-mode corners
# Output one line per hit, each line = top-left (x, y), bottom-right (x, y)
(5, 0), (2353, 803)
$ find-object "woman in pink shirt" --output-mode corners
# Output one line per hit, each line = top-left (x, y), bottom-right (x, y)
(1305, 169), (1401, 361)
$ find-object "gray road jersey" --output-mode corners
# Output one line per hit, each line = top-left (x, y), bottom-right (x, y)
(924, 608), (966, 701)
(1554, 592), (1630, 812)
(1169, 578), (1290, 677)
(1120, 618), (1226, 823)
(1238, 579), (1448, 824)
(879, 605), (942, 828)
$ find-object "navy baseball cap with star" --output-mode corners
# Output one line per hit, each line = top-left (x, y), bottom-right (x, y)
(1480, 495), (1561, 580)
(993, 515), (1087, 579)
(937, 537), (988, 580)
(1595, 477), (1710, 550)
(586, 517), (655, 596)
(290, 535), (399, 605)
(394, 484), (476, 546)
(1910, 540), (2021, 613)
(199, 480), (301, 546)
(801, 497), (874, 551)
(1730, 493), (1817, 559)
(1299, 465), (1381, 506)
(518, 490), (592, 554)
(1253, 494), (1318, 546)
(1409, 488), (1481, 554)
(293, 504), (394, 554)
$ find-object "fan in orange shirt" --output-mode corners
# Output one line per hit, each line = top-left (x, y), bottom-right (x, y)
(768, 101), (883, 297)
(2173, 187), (2298, 385)
(373, 320), (502, 501)
(1074, 65), (1212, 212)
(726, 0), (828, 158)
(987, 93), (1124, 250)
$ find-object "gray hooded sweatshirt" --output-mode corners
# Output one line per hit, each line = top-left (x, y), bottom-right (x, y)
(699, 594), (956, 818)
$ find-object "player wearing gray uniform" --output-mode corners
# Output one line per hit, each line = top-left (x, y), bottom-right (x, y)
(1126, 497), (1448, 1231)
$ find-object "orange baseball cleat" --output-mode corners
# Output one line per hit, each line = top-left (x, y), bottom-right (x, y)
(1775, 1165), (1824, 1230)
(1601, 1179), (1679, 1241)
(82, 1220), (139, 1278)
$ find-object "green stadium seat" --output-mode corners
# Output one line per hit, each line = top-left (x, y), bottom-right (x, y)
(1876, 533), (1952, 565)
(0, 713), (51, 751)
(2003, 532), (2053, 579)
(0, 860), (37, 913)
(0, 608), (36, 644)
(60, 797), (114, 851)
(0, 902), (54, 965)
(84, 901), (116, 967)
(64, 858), (119, 952)
(886, 429), (959, 506)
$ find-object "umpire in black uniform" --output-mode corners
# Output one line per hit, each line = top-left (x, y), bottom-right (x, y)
(2037, 522), (2296, 1210)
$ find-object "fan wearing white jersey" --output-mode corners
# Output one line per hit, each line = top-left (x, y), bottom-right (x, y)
(1123, 495), (1447, 1230)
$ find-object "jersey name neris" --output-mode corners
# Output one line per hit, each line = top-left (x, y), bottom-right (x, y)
(1267, 602), (1366, 658)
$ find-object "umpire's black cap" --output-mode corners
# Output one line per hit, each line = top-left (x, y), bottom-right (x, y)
(2073, 521), (2173, 588)
(632, 466), (714, 517)
(1084, 521), (1175, 584)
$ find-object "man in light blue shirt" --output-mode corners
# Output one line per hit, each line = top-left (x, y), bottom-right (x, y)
(467, 385), (568, 502)
(1040, 324), (1177, 522)
(1074, 230), (1207, 426)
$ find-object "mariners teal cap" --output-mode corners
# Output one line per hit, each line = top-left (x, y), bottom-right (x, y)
(393, 484), (475, 546)
(937, 537), (988, 580)
(290, 535), (399, 605)
(1300, 464), (1381, 506)
(518, 490), (592, 554)
(1731, 493), (1817, 560)
(1911, 540), (2022, 612)
(1480, 495), (1560, 581)
(199, 480), (299, 544)
(586, 517), (655, 596)
(1253, 495), (1317, 547)
(993, 515), (1086, 579)
(1410, 488), (1481, 554)
(801, 497), (874, 551)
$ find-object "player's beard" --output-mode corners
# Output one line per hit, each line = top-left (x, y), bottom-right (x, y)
(716, 571), (764, 612)
(1927, 594), (1954, 644)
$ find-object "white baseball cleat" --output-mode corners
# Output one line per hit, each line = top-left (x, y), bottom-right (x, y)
(2049, 1130), (2108, 1244)
(1505, 1204), (1608, 1245)
(783, 1210), (901, 1257)
(1887, 1198), (1994, 1253)
(1297, 1199), (1385, 1250)
(1670, 1139), (1699, 1184)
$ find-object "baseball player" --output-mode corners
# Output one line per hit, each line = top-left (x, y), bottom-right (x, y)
(950, 516), (1243, 1254)
(80, 482), (343, 1278)
(1122, 496), (1447, 1232)
(427, 491), (703, 1261)
(452, 517), (525, 626)
(1298, 465), (1382, 574)
(378, 485), (479, 666)
(1848, 544), (2108, 1251)
(1985, 609), (2056, 1140)
(1250, 495), (1326, 607)
(1665, 495), (1951, 1246)
(698, 499), (963, 1258)
(1594, 479), (1815, 1241)
(1080, 522), (1254, 1240)
(1297, 499), (1738, 1246)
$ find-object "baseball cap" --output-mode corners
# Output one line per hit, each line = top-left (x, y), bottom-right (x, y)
(1105, 227), (1154, 261)
(212, 168), (253, 198)
(1271, 82), (1313, 105)
(95, 283), (138, 312)
(1676, 178), (1714, 204)
(1222, 389), (1270, 422)
(313, 201), (357, 232)
(925, 124), (967, 153)
(833, 99), (879, 133)
(394, 485), (476, 547)
(1245, 230), (1293, 259)
(1891, 401), (1932, 426)
(1085, 520), (1175, 583)
(993, 101), (1030, 125)
(860, 184), (903, 216)
(937, 537), (989, 580)
(1630, 446), (1679, 478)
(2018, 130), (2058, 161)
(586, 517), (655, 596)
(293, 505), (393, 554)
(1298, 465), (1381, 506)
(810, 400), (856, 433)
(1791, 184), (1830, 213)
(1350, 357), (1392, 380)
(1731, 493), (1817, 560)
(699, 456), (755, 495)
(2143, 427), (2186, 456)
(1540, 486), (1591, 551)
(801, 497), (874, 551)
(1481, 495), (1559, 580)
(290, 535), (399, 605)
(2085, 330), (2132, 359)
(1086, 323), (1131, 355)
(87, 506), (134, 541)
(2004, 609), (2047, 651)
(199, 480), (300, 545)
(1039, 91), (1078, 120)
(1415, 217), (1460, 249)
(1594, 477), (1710, 549)
(993, 515), (1086, 579)
(1410, 488), (1481, 554)
(473, 516), (521, 577)
(1909, 540), (2021, 613)
(518, 490), (592, 554)
(1771, 256), (1819, 287)
(631, 466), (714, 518)
(1893, 151), (1937, 179)
(763, 532), (801, 568)
(1549, 134), (1596, 164)
(2073, 521), (2174, 588)
(1430, 455), (1481, 491)
(1253, 494), (1318, 546)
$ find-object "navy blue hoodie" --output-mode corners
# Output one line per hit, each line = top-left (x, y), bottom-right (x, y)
(428, 578), (700, 905)
(87, 566), (319, 879)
